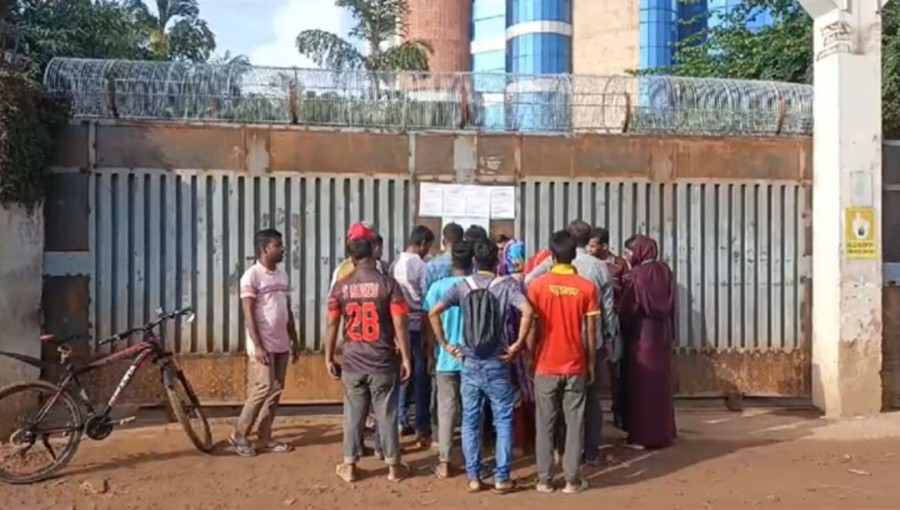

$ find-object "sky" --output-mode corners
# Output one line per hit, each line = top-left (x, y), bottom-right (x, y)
(195, 0), (357, 68)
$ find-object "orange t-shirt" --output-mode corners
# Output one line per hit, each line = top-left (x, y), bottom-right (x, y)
(527, 264), (601, 377)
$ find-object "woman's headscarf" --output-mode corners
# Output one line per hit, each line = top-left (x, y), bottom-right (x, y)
(624, 235), (674, 321)
(498, 239), (526, 276)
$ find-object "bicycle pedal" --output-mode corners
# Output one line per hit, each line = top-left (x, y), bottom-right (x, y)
(116, 417), (136, 426)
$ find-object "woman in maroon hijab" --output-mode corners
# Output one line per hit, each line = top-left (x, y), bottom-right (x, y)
(620, 235), (677, 449)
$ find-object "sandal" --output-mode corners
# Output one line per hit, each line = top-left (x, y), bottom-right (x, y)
(535, 481), (555, 494)
(562, 479), (589, 494)
(388, 463), (409, 483)
(335, 463), (357, 483)
(229, 435), (257, 457)
(493, 480), (515, 494)
(260, 441), (294, 453)
(433, 462), (450, 480)
(466, 480), (485, 493)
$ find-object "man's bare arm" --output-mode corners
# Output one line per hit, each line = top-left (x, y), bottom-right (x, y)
(242, 297), (268, 365)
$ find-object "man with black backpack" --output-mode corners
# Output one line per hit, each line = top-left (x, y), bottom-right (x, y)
(427, 239), (535, 494)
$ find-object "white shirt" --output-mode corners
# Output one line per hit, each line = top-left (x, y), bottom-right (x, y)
(390, 252), (427, 331)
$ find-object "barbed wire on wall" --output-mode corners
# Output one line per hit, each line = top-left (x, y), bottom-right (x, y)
(42, 57), (814, 136)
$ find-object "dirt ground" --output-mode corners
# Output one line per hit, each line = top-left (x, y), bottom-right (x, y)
(3, 406), (900, 510)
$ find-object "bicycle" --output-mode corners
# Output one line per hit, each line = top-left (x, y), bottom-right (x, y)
(0, 307), (212, 484)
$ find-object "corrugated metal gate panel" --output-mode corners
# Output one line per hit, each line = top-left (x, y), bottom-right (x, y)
(89, 170), (413, 353)
(518, 180), (808, 352)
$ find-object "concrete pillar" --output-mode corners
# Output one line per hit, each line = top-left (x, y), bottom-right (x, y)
(799, 0), (889, 417)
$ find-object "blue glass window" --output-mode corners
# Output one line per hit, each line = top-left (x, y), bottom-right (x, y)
(473, 15), (506, 41)
(474, 0), (506, 20)
(506, 33), (571, 75)
(473, 51), (506, 74)
(507, 0), (572, 25)
(639, 0), (677, 70)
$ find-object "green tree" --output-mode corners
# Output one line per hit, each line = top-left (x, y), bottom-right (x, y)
(667, 0), (813, 83)
(295, 0), (432, 72)
(2, 0), (149, 74)
(124, 0), (216, 62)
(659, 0), (900, 137)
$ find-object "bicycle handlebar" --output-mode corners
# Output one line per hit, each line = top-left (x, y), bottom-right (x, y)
(99, 307), (194, 346)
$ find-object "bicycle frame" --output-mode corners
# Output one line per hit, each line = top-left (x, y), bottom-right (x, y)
(32, 334), (173, 430)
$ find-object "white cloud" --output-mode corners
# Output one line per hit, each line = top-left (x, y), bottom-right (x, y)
(249, 0), (356, 68)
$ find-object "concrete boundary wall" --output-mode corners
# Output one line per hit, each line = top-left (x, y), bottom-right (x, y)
(43, 121), (812, 404)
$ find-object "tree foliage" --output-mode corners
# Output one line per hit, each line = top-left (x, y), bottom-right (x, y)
(655, 0), (900, 137)
(296, 0), (432, 72)
(2, 0), (223, 76)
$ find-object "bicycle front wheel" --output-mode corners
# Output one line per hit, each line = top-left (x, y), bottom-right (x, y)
(0, 380), (84, 484)
(161, 364), (213, 453)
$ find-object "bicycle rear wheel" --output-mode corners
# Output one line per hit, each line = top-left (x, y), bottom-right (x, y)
(0, 380), (84, 484)
(162, 365), (213, 453)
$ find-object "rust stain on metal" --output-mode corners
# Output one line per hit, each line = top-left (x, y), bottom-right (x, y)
(70, 350), (810, 405)
(51, 124), (89, 168)
(413, 134), (455, 177)
(673, 137), (809, 181)
(96, 125), (244, 169)
(40, 276), (90, 379)
(44, 173), (89, 252)
(476, 135), (519, 178)
(270, 130), (408, 174)
(519, 136), (576, 177)
(882, 287), (900, 408)
(675, 349), (810, 396)
(571, 136), (667, 179)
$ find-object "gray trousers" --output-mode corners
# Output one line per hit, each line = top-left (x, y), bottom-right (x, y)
(342, 371), (401, 466)
(584, 355), (604, 459)
(535, 374), (587, 484)
(234, 352), (290, 442)
(435, 372), (461, 462)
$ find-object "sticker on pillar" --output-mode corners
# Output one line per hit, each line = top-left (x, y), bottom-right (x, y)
(845, 207), (878, 260)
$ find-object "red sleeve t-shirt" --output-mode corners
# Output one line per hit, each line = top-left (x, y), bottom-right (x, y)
(528, 265), (601, 377)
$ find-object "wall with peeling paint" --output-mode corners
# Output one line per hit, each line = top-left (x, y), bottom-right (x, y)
(0, 206), (43, 386)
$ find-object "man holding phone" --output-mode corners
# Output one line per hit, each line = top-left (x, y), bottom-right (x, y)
(325, 238), (413, 484)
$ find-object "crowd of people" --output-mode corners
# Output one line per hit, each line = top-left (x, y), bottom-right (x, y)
(230, 219), (677, 493)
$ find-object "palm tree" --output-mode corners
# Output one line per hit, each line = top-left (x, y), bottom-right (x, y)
(125, 0), (215, 62)
(209, 50), (250, 66)
(295, 0), (432, 73)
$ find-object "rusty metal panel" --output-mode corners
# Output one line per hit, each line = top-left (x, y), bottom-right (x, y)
(44, 173), (90, 252)
(83, 170), (413, 354)
(518, 179), (809, 352)
(51, 124), (90, 168)
(269, 131), (409, 174)
(95, 125), (245, 170)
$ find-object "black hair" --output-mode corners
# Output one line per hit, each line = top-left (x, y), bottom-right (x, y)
(567, 219), (592, 247)
(590, 227), (610, 245)
(472, 239), (499, 271)
(451, 241), (474, 271)
(463, 224), (489, 243)
(442, 222), (464, 244)
(348, 238), (374, 262)
(254, 229), (283, 257)
(494, 233), (511, 244)
(408, 225), (435, 247)
(374, 234), (383, 247)
(549, 230), (577, 264)
(624, 235), (639, 251)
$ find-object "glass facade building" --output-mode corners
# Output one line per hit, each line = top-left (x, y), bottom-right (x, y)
(472, 0), (507, 130)
(708, 0), (773, 32)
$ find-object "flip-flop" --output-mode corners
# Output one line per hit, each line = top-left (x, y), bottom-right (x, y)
(335, 463), (357, 483)
(432, 462), (450, 479)
(229, 436), (257, 457)
(562, 479), (589, 494)
(535, 481), (555, 494)
(466, 480), (485, 493)
(388, 462), (410, 483)
(260, 442), (294, 453)
(493, 480), (516, 494)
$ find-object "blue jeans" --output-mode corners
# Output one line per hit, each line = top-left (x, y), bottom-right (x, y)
(461, 358), (514, 483)
(398, 330), (432, 436)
